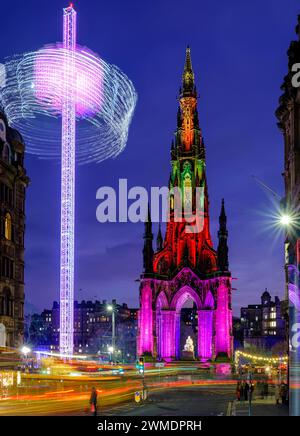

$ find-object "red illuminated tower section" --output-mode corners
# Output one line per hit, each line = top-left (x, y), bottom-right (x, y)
(137, 47), (233, 362)
(153, 47), (217, 276)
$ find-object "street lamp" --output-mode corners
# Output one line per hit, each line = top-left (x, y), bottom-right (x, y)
(280, 214), (293, 226)
(20, 346), (31, 372)
(277, 209), (300, 231)
(107, 345), (114, 362)
(107, 304), (116, 359)
(21, 345), (31, 357)
(277, 209), (300, 415)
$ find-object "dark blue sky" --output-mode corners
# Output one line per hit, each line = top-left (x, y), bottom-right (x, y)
(1, 0), (299, 314)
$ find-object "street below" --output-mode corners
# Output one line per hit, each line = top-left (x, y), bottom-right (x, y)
(0, 370), (236, 416)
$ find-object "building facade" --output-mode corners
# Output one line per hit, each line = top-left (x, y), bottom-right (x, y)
(240, 290), (286, 349)
(276, 15), (300, 414)
(137, 48), (233, 362)
(0, 111), (29, 348)
(276, 15), (300, 335)
(25, 300), (138, 361)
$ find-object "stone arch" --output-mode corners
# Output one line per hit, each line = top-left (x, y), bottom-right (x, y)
(156, 291), (168, 309)
(169, 286), (202, 359)
(170, 285), (202, 311)
(2, 142), (11, 164)
(203, 290), (214, 309)
(2, 287), (13, 317)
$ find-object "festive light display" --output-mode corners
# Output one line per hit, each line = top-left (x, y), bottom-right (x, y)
(235, 350), (288, 366)
(0, 5), (137, 357)
(0, 28), (136, 164)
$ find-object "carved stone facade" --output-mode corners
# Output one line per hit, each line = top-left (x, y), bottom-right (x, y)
(137, 48), (233, 361)
(0, 111), (29, 348)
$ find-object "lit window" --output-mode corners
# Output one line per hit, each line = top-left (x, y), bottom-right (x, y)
(4, 212), (12, 240)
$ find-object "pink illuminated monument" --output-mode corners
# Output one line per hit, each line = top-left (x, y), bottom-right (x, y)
(137, 48), (233, 361)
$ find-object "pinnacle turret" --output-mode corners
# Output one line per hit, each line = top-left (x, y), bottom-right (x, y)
(217, 199), (229, 271)
(143, 204), (154, 274)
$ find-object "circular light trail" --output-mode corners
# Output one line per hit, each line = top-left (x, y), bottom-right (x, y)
(0, 43), (137, 164)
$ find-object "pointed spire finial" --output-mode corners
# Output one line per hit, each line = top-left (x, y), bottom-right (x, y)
(217, 198), (229, 271)
(147, 202), (151, 222)
(185, 46), (192, 72)
(182, 46), (195, 96)
(143, 202), (153, 274)
(220, 198), (226, 218)
(157, 223), (163, 251)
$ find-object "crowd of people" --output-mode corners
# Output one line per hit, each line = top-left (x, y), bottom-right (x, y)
(236, 380), (254, 401)
(275, 382), (288, 405)
(236, 380), (288, 405)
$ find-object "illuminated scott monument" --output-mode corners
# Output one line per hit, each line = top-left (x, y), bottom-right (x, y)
(137, 48), (233, 361)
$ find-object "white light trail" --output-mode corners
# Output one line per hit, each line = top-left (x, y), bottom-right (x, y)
(0, 43), (137, 164)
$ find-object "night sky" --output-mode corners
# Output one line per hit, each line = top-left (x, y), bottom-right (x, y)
(1, 0), (299, 315)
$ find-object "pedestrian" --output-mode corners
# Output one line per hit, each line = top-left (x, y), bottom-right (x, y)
(236, 381), (241, 401)
(89, 386), (98, 416)
(282, 383), (288, 405)
(275, 383), (280, 405)
(280, 382), (286, 405)
(240, 380), (245, 401)
(244, 381), (249, 401)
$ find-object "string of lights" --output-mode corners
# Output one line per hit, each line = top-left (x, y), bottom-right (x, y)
(235, 350), (288, 365)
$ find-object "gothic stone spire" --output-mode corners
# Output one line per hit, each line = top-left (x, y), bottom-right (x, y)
(156, 223), (163, 251)
(182, 46), (196, 97)
(217, 198), (229, 272)
(143, 204), (154, 273)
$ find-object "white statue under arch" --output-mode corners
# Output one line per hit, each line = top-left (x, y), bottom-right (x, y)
(183, 335), (194, 353)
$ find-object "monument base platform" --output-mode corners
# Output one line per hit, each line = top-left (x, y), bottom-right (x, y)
(181, 350), (195, 360)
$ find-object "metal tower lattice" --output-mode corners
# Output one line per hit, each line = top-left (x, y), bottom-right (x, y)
(59, 4), (76, 357)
